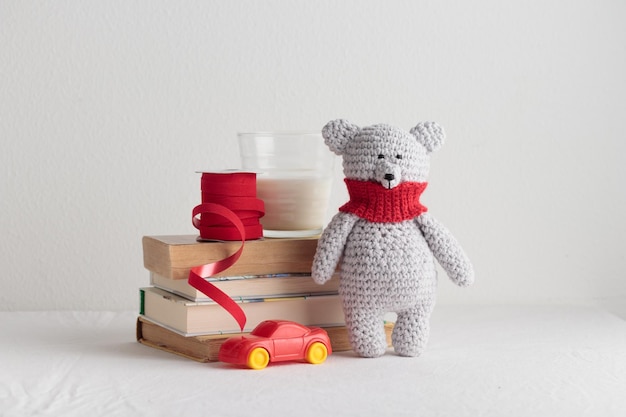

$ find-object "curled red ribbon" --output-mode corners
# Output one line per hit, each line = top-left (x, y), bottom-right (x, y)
(189, 172), (265, 332)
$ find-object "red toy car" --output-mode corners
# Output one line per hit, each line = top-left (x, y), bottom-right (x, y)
(218, 320), (332, 369)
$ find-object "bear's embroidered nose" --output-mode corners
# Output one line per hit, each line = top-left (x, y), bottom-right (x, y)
(384, 173), (395, 181)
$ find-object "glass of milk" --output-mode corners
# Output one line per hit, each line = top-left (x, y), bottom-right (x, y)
(238, 132), (334, 238)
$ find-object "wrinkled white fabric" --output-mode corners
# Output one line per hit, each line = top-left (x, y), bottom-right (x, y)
(1, 306), (625, 417)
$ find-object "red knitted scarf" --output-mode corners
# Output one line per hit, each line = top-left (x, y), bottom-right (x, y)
(339, 179), (428, 223)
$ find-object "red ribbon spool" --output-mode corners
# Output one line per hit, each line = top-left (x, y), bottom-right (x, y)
(188, 172), (265, 331)
(194, 172), (264, 241)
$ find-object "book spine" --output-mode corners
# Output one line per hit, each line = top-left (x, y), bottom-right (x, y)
(139, 288), (145, 315)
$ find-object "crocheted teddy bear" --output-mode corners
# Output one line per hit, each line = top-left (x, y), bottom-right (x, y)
(312, 119), (474, 358)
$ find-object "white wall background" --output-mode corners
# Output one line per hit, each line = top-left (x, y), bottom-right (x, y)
(1, 0), (625, 315)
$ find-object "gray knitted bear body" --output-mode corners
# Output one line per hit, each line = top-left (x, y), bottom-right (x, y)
(312, 120), (474, 358)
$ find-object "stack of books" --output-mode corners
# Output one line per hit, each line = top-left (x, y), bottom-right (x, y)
(136, 235), (392, 362)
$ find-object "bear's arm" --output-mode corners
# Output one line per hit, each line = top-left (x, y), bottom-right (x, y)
(311, 212), (358, 284)
(415, 212), (475, 287)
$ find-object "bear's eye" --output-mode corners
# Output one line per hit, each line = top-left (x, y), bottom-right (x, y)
(377, 154), (385, 159)
(396, 154), (403, 159)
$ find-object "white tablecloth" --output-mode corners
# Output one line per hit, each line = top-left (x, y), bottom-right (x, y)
(1, 305), (625, 417)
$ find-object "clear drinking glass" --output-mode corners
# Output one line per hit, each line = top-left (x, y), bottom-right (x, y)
(238, 132), (334, 238)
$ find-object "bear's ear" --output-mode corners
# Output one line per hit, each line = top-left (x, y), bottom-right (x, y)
(410, 121), (445, 153)
(322, 119), (360, 155)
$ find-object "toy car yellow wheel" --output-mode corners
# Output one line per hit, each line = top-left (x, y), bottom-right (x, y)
(305, 342), (328, 364)
(246, 347), (270, 370)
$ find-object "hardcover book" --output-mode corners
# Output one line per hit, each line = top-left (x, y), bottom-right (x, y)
(150, 271), (340, 302)
(136, 316), (395, 362)
(140, 287), (345, 336)
(142, 235), (320, 280)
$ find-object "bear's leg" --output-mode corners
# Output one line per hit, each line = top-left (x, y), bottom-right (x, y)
(343, 308), (387, 358)
(392, 305), (432, 357)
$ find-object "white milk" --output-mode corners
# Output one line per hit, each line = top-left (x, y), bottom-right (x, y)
(256, 175), (332, 237)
